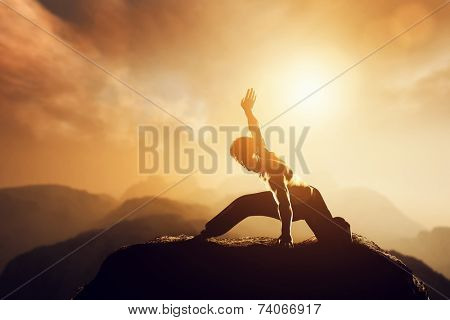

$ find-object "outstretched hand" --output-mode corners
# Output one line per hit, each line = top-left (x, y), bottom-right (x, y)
(241, 88), (256, 112)
(277, 234), (294, 248)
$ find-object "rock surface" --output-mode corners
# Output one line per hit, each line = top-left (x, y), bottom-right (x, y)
(75, 234), (428, 299)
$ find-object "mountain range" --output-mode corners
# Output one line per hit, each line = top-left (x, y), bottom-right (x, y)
(0, 185), (115, 271)
(0, 183), (448, 299)
(0, 198), (206, 299)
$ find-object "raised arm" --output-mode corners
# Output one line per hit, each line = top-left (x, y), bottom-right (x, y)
(241, 88), (266, 155)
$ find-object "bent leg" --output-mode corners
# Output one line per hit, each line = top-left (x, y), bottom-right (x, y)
(297, 187), (351, 243)
(292, 187), (334, 241)
(200, 191), (278, 238)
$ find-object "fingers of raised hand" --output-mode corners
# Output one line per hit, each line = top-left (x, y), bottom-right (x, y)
(251, 88), (256, 102)
(245, 88), (256, 102)
(245, 88), (251, 101)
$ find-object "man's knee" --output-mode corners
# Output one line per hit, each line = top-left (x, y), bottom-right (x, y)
(310, 187), (324, 202)
(307, 215), (352, 244)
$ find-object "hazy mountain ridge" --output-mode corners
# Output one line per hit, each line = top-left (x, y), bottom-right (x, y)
(0, 184), (116, 271)
(325, 187), (424, 246)
(102, 195), (210, 225)
(390, 227), (450, 279)
(0, 205), (205, 299)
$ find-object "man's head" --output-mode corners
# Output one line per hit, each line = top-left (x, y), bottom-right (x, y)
(230, 137), (261, 173)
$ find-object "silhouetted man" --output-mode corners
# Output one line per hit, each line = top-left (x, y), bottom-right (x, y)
(195, 89), (351, 247)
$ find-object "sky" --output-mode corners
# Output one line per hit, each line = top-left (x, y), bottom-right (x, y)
(0, 0), (449, 228)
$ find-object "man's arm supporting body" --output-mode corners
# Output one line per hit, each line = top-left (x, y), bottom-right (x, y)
(270, 177), (294, 247)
